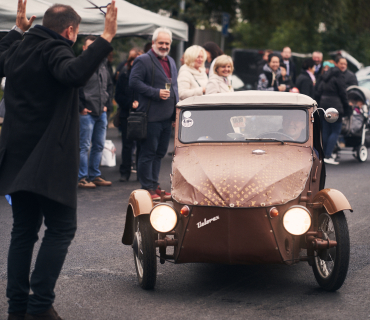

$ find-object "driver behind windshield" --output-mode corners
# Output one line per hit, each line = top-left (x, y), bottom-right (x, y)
(281, 114), (306, 141)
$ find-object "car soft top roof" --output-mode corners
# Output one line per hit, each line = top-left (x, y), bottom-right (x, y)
(177, 91), (317, 108)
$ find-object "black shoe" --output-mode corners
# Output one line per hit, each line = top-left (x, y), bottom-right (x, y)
(119, 175), (129, 182)
(25, 306), (62, 320)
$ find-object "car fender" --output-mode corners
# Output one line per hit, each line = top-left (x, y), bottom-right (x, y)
(122, 189), (153, 245)
(313, 188), (353, 214)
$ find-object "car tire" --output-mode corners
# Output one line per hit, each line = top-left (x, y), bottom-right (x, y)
(312, 211), (350, 291)
(133, 215), (157, 290)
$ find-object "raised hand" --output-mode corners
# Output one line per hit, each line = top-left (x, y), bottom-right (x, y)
(101, 0), (117, 43)
(16, 0), (36, 32)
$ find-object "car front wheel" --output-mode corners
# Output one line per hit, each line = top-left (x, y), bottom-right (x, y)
(312, 211), (350, 291)
(133, 215), (157, 289)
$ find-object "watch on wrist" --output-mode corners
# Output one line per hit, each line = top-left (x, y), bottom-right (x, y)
(11, 25), (25, 36)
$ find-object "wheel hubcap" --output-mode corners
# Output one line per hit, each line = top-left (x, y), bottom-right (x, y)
(359, 147), (367, 161)
(315, 214), (336, 278)
(134, 228), (144, 278)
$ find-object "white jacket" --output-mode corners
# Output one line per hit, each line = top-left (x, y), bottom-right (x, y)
(205, 74), (234, 95)
(178, 64), (208, 101)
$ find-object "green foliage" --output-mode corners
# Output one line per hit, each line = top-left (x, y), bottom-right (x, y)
(234, 0), (370, 65)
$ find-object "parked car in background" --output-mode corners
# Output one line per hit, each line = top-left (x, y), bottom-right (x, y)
(357, 76), (370, 91)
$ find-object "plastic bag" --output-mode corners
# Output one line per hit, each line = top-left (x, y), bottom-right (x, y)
(100, 140), (116, 167)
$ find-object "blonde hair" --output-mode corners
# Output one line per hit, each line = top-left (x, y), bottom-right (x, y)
(184, 45), (207, 68)
(213, 55), (234, 74)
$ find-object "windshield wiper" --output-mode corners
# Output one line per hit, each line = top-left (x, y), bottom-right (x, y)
(245, 138), (285, 145)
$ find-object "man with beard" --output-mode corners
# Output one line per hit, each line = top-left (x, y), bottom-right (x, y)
(129, 27), (178, 200)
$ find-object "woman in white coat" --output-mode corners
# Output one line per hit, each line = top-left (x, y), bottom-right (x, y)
(178, 45), (208, 101)
(205, 55), (234, 94)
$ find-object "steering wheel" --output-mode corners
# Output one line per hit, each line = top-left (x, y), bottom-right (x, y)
(256, 131), (293, 141)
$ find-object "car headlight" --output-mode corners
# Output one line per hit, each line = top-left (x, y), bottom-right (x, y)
(150, 204), (178, 233)
(283, 206), (311, 235)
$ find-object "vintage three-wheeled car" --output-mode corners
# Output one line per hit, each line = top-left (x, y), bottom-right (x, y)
(122, 91), (352, 292)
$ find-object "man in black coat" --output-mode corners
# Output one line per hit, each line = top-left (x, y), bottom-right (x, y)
(312, 51), (323, 78)
(281, 47), (296, 84)
(0, 1), (117, 319)
(336, 56), (358, 88)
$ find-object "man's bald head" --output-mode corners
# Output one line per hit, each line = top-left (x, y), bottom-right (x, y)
(43, 4), (81, 34)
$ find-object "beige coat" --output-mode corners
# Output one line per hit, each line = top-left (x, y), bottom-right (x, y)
(205, 74), (234, 95)
(178, 64), (208, 101)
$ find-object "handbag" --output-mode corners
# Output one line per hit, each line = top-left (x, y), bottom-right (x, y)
(126, 56), (155, 140)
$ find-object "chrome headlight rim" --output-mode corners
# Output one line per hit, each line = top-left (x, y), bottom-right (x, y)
(149, 203), (178, 233)
(282, 205), (312, 236)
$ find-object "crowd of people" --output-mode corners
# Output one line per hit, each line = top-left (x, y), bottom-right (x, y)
(0, 0), (362, 318)
(112, 34), (235, 200)
(257, 47), (358, 165)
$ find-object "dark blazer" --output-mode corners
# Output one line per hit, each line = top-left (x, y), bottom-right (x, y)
(342, 69), (358, 88)
(296, 71), (315, 99)
(129, 50), (179, 122)
(0, 27), (112, 208)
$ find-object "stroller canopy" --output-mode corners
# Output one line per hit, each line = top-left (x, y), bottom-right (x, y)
(347, 86), (370, 105)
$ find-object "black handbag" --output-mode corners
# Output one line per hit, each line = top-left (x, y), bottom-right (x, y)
(126, 56), (155, 140)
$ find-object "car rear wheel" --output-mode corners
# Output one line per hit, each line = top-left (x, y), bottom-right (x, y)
(312, 211), (350, 291)
(133, 215), (157, 289)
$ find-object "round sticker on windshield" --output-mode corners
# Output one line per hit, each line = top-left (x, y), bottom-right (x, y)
(182, 118), (194, 128)
(183, 111), (192, 118)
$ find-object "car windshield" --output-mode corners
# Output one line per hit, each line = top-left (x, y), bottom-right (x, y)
(179, 108), (308, 143)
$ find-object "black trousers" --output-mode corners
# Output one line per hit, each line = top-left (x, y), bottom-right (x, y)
(7, 191), (77, 314)
(119, 117), (140, 179)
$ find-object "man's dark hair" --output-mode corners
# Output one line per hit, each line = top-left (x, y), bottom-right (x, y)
(335, 55), (346, 64)
(203, 42), (223, 61)
(302, 58), (315, 70)
(84, 35), (97, 45)
(43, 4), (81, 34)
(268, 53), (280, 63)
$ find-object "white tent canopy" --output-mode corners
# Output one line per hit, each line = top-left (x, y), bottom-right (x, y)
(0, 0), (188, 41)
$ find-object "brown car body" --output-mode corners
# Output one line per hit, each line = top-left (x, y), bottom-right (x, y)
(122, 91), (352, 288)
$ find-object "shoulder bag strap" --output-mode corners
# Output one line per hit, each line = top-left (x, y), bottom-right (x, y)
(191, 73), (201, 87)
(145, 55), (156, 114)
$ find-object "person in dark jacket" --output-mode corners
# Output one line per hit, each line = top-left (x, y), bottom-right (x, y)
(312, 51), (323, 78)
(78, 36), (112, 188)
(115, 53), (140, 182)
(296, 58), (316, 98)
(336, 56), (358, 88)
(129, 27), (179, 200)
(316, 64), (350, 165)
(0, 2), (117, 319)
(280, 46), (296, 84)
(257, 53), (286, 91)
(279, 64), (294, 92)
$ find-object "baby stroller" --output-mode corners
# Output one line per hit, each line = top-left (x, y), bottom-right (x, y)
(333, 86), (370, 162)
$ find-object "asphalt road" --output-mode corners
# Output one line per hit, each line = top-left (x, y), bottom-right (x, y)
(1, 128), (370, 320)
